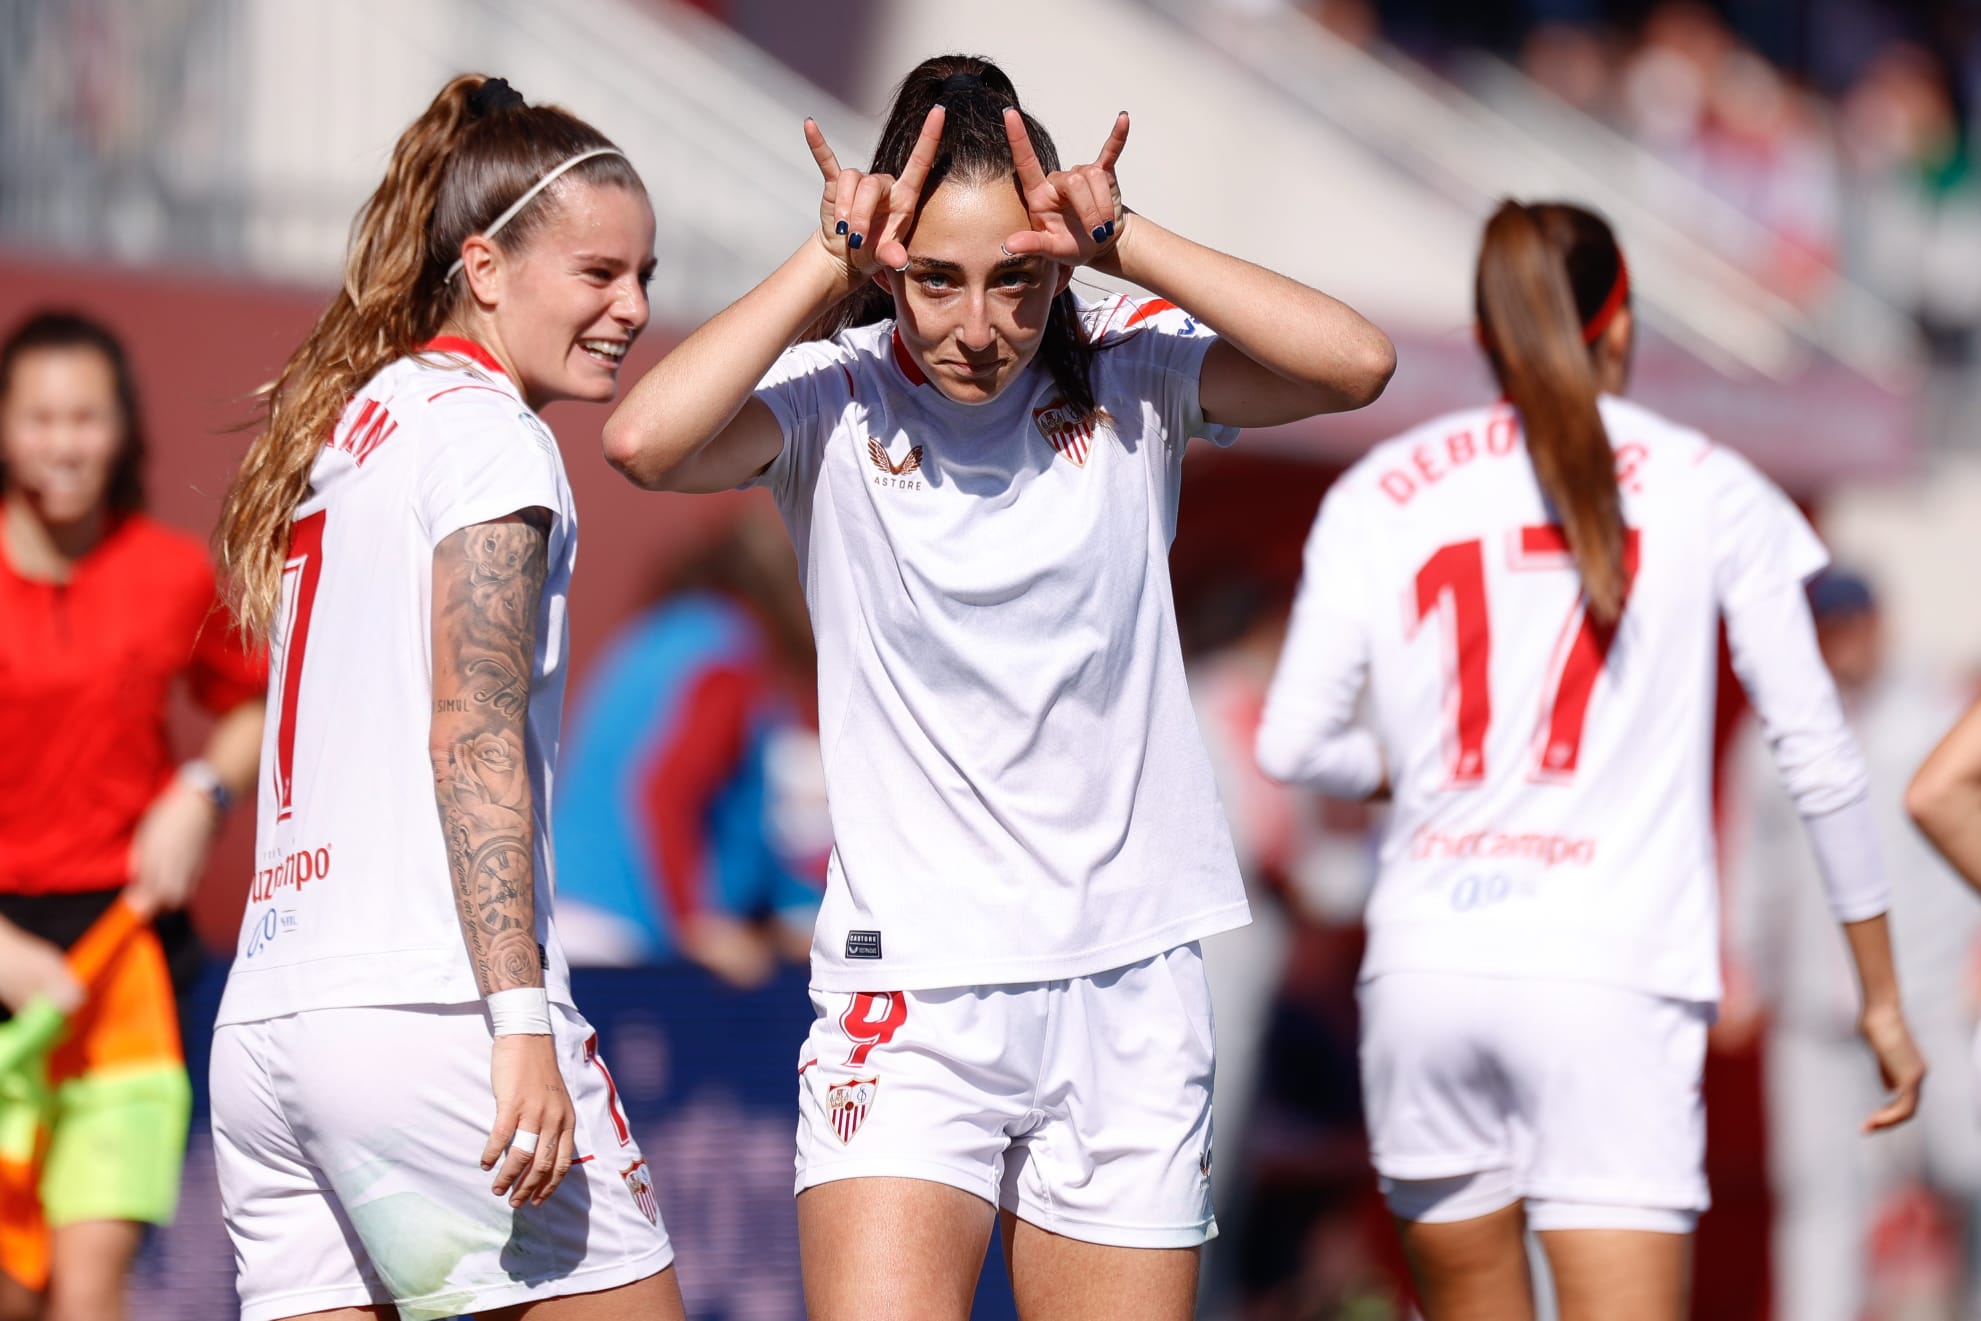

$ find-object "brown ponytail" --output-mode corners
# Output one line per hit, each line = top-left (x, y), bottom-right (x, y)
(215, 74), (644, 644)
(1475, 200), (1630, 624)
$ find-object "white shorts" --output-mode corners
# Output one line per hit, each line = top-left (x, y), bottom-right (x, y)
(1358, 972), (1710, 1234)
(795, 942), (1217, 1249)
(212, 1001), (673, 1321)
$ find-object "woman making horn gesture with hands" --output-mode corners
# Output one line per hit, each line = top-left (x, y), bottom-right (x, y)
(607, 54), (1392, 1321)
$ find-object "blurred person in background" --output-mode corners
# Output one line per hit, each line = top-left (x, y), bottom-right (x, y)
(1258, 199), (1923, 1320)
(208, 74), (684, 1321)
(1189, 582), (1403, 1318)
(555, 513), (823, 986)
(1187, 584), (1302, 1316)
(1726, 567), (1981, 1321)
(0, 311), (265, 1321)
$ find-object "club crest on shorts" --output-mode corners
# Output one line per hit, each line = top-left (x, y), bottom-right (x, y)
(621, 1159), (660, 1227)
(1033, 400), (1110, 467)
(826, 1077), (879, 1143)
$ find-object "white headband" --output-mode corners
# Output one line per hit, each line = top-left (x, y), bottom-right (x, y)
(445, 147), (626, 283)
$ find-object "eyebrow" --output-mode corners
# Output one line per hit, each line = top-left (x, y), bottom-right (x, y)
(904, 254), (1043, 274)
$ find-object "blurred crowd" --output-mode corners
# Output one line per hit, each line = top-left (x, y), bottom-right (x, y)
(1283, 0), (1981, 371)
(1514, 4), (1976, 345)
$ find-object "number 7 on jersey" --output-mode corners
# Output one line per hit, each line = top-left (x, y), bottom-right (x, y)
(272, 510), (327, 822)
(1409, 525), (1641, 786)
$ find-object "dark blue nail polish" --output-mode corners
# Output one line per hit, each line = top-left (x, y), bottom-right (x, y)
(1105, 220), (1116, 237)
(849, 233), (864, 250)
(1091, 225), (1108, 243)
(835, 220), (848, 235)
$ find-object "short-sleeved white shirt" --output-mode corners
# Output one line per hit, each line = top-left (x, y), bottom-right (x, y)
(1258, 395), (1859, 1003)
(217, 339), (578, 1025)
(751, 294), (1251, 991)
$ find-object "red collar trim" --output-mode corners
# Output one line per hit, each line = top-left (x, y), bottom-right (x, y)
(889, 328), (928, 388)
(421, 336), (509, 378)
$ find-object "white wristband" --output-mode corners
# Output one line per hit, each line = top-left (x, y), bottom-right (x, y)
(486, 987), (552, 1036)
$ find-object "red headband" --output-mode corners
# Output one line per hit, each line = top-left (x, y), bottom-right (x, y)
(1581, 251), (1630, 344)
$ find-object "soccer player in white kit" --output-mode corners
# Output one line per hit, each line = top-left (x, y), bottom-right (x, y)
(208, 76), (684, 1321)
(1255, 200), (1926, 1319)
(601, 53), (1396, 1321)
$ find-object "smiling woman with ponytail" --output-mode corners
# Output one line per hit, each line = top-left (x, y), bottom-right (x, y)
(207, 74), (685, 1321)
(1258, 199), (1924, 1318)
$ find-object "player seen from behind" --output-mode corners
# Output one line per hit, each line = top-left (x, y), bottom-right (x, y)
(1256, 200), (1924, 1320)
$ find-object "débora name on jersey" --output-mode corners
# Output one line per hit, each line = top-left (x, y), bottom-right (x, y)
(249, 842), (334, 903)
(1377, 412), (1650, 508)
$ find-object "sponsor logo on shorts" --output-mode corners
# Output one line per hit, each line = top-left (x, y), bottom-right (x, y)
(867, 438), (924, 490)
(845, 930), (882, 959)
(621, 1159), (659, 1227)
(826, 1078), (878, 1144)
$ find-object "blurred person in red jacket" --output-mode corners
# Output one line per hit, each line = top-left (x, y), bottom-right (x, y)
(0, 310), (265, 1321)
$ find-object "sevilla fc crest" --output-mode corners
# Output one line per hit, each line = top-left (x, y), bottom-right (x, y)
(621, 1159), (660, 1227)
(1033, 400), (1108, 467)
(826, 1077), (878, 1144)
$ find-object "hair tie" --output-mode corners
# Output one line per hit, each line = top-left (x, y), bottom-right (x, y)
(939, 72), (985, 102)
(468, 77), (525, 118)
(1581, 251), (1630, 344)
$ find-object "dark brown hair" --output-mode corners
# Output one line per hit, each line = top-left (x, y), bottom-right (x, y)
(215, 74), (645, 643)
(814, 54), (1100, 422)
(0, 310), (147, 514)
(1476, 200), (1630, 623)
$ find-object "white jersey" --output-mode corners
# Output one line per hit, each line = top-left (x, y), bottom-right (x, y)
(751, 294), (1251, 992)
(1258, 395), (1865, 1002)
(217, 338), (578, 1025)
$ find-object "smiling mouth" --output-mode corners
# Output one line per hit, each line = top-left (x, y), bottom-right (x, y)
(579, 339), (628, 367)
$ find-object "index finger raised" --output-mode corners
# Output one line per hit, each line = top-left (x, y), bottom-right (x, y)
(1003, 108), (1048, 192)
(1095, 111), (1130, 172)
(896, 105), (946, 195)
(804, 118), (842, 182)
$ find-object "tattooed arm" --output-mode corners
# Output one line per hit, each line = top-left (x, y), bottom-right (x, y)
(428, 509), (575, 1207)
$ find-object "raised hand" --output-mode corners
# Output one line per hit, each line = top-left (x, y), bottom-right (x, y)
(1002, 109), (1130, 264)
(806, 106), (945, 275)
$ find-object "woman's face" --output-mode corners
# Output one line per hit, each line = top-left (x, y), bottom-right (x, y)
(475, 180), (657, 410)
(884, 177), (1070, 405)
(0, 346), (125, 526)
